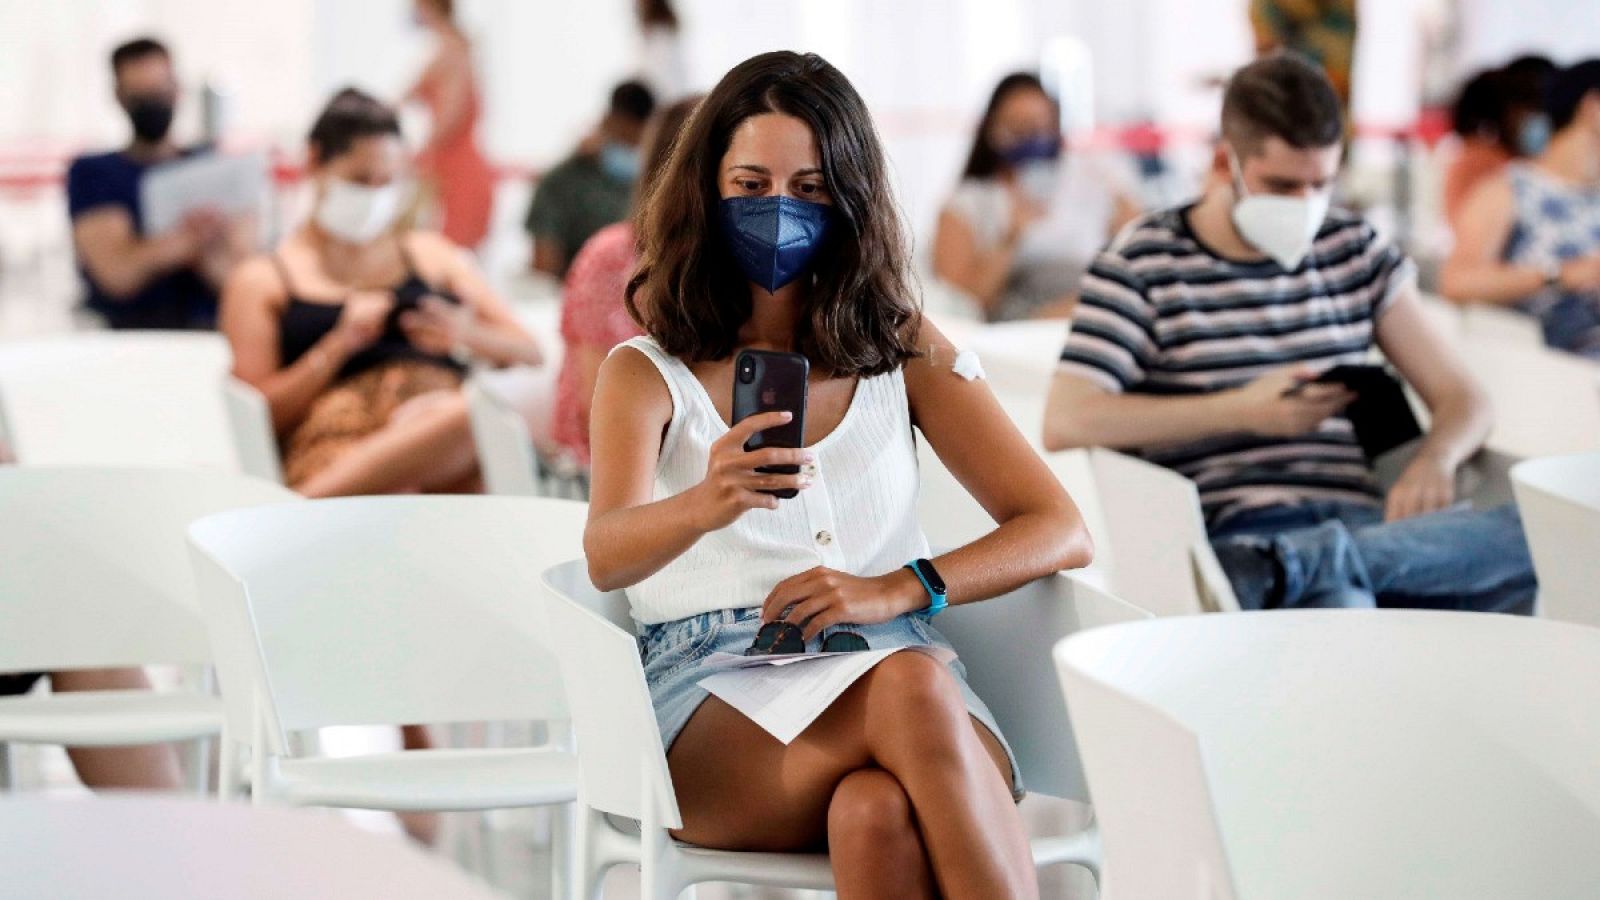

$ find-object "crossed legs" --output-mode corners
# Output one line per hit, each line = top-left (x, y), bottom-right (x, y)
(666, 652), (1035, 900)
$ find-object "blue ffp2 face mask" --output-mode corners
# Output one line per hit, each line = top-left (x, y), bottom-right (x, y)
(720, 196), (834, 293)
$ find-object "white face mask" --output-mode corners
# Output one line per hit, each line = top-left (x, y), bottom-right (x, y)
(1227, 150), (1330, 270)
(315, 178), (402, 244)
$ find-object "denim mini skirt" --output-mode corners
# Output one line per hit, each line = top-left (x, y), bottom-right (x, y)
(638, 606), (1024, 798)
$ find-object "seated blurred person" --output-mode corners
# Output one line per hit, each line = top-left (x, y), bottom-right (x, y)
(1044, 53), (1535, 615)
(68, 37), (252, 330)
(1441, 60), (1600, 359)
(1442, 56), (1555, 232)
(222, 88), (541, 499)
(933, 73), (1140, 322)
(1, 671), (181, 791)
(551, 96), (699, 475)
(523, 80), (656, 278)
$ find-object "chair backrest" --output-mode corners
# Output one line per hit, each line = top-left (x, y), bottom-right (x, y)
(1460, 303), (1545, 348)
(186, 496), (587, 752)
(933, 572), (1148, 803)
(0, 467), (294, 673)
(1088, 448), (1236, 615)
(222, 377), (283, 484)
(1057, 610), (1600, 898)
(1511, 453), (1600, 628)
(466, 377), (540, 496)
(540, 559), (682, 829)
(0, 332), (238, 469)
(1461, 334), (1600, 459)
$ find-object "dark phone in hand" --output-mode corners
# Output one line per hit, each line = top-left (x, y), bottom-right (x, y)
(731, 349), (809, 499)
(1288, 364), (1422, 460)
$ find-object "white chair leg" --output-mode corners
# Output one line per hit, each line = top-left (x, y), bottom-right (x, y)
(0, 742), (12, 791)
(638, 822), (681, 900)
(575, 804), (610, 900)
(182, 734), (212, 796)
(551, 801), (578, 900)
(216, 737), (240, 802)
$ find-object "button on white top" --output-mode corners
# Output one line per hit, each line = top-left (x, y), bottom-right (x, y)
(815, 530), (833, 546)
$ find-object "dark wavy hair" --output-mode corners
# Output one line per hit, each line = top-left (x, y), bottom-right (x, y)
(625, 51), (919, 377)
(307, 88), (401, 165)
(961, 72), (1058, 178)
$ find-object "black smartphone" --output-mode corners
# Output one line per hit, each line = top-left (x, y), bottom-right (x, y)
(1288, 364), (1422, 460)
(731, 349), (810, 499)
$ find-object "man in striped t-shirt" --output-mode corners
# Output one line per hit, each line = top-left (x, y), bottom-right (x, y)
(1044, 53), (1534, 614)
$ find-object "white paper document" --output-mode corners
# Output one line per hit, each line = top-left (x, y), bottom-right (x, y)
(698, 646), (956, 744)
(140, 151), (267, 236)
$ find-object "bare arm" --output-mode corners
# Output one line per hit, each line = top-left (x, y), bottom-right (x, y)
(414, 232), (543, 367)
(931, 208), (1020, 313)
(758, 322), (1095, 636)
(71, 207), (202, 299)
(1438, 176), (1544, 306)
(583, 347), (809, 591)
(903, 322), (1093, 602)
(416, 45), (473, 155)
(1373, 285), (1494, 520)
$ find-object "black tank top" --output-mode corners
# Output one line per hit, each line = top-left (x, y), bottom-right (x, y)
(273, 238), (467, 382)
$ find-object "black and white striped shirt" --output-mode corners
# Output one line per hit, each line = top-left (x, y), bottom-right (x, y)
(1059, 204), (1414, 527)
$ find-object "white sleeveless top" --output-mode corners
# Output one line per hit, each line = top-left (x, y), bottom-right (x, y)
(619, 336), (931, 625)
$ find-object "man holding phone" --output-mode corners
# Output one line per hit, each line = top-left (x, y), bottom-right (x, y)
(1043, 52), (1535, 614)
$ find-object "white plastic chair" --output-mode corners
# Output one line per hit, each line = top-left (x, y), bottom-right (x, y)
(0, 467), (294, 791)
(1, 794), (507, 900)
(222, 376), (283, 484)
(1087, 448), (1240, 615)
(1460, 334), (1600, 460)
(1056, 609), (1600, 899)
(0, 332), (238, 469)
(466, 375), (540, 496)
(186, 496), (588, 893)
(1511, 453), (1600, 628)
(541, 559), (1146, 899)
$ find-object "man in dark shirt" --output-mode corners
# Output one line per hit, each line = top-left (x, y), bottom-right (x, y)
(524, 80), (656, 278)
(67, 37), (247, 330)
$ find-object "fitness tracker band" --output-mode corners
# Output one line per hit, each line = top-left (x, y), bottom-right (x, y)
(905, 558), (948, 618)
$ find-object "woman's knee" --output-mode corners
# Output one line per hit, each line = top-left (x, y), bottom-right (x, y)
(828, 769), (919, 849)
(390, 389), (471, 431)
(865, 651), (965, 716)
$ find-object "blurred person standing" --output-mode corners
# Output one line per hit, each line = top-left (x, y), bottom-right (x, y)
(635, 0), (688, 102)
(523, 80), (655, 278)
(1442, 56), (1555, 231)
(1442, 60), (1600, 358)
(1250, 0), (1356, 124)
(68, 37), (250, 330)
(404, 0), (495, 251)
(550, 96), (700, 477)
(933, 73), (1141, 322)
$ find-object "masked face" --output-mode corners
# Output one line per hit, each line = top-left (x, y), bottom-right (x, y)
(720, 195), (833, 294)
(599, 141), (641, 182)
(1226, 145), (1334, 271)
(315, 178), (403, 244)
(122, 94), (175, 143)
(1516, 112), (1552, 157)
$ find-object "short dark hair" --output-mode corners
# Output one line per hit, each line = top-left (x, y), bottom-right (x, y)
(627, 51), (919, 377)
(961, 72), (1058, 178)
(306, 88), (402, 165)
(609, 80), (657, 123)
(1451, 69), (1509, 141)
(1549, 59), (1600, 132)
(1222, 52), (1344, 154)
(110, 37), (169, 77)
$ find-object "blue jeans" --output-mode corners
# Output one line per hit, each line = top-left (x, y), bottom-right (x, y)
(1209, 502), (1536, 615)
(1536, 293), (1600, 359)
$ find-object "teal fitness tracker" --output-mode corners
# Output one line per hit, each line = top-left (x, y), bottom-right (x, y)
(905, 558), (948, 618)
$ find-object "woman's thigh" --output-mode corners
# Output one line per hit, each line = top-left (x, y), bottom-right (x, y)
(666, 673), (1013, 851)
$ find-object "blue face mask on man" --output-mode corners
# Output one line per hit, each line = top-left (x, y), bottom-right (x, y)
(720, 196), (834, 294)
(599, 141), (641, 182)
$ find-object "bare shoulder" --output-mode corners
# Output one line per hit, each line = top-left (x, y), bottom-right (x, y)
(596, 342), (674, 422)
(901, 315), (964, 395)
(223, 255), (286, 306)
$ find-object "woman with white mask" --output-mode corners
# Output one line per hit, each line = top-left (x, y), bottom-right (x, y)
(221, 88), (541, 498)
(934, 73), (1142, 322)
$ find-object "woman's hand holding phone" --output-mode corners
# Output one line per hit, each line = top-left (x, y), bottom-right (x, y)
(689, 411), (815, 530)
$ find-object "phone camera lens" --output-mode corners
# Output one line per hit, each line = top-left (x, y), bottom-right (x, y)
(738, 359), (756, 384)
